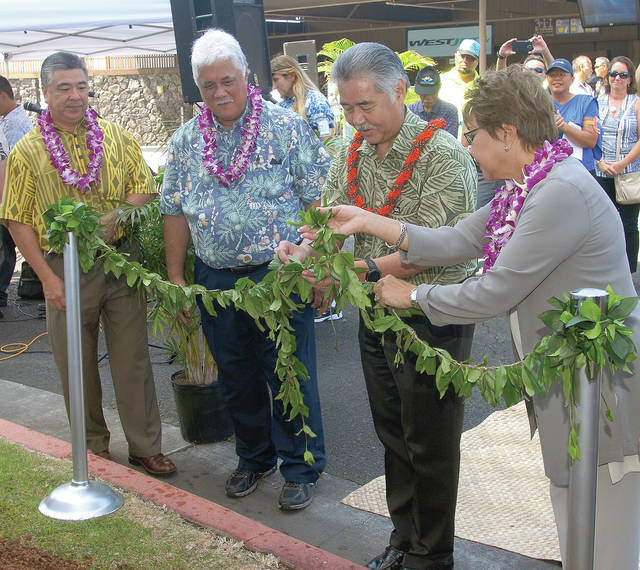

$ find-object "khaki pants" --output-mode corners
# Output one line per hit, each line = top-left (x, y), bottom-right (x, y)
(46, 246), (161, 456)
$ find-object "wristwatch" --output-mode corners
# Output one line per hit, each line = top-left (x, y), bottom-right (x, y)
(364, 259), (381, 282)
(409, 286), (421, 309)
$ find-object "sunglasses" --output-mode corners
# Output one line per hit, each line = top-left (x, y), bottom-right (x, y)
(530, 67), (546, 74)
(464, 126), (481, 145)
(609, 71), (630, 79)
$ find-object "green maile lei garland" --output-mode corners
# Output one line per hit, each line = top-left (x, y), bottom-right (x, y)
(44, 198), (638, 463)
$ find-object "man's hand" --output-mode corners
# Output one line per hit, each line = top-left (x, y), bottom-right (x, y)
(100, 209), (120, 244)
(372, 275), (415, 309)
(275, 240), (313, 264)
(301, 272), (335, 311)
(168, 276), (190, 325)
(555, 112), (567, 132)
(42, 273), (66, 311)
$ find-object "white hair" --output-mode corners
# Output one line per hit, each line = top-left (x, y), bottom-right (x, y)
(191, 29), (248, 85)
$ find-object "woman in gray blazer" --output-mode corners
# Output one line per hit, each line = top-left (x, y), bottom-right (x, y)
(306, 66), (640, 569)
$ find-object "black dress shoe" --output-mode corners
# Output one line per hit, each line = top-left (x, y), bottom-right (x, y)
(366, 545), (405, 570)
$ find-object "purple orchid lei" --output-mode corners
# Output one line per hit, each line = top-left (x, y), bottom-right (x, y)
(37, 107), (104, 193)
(481, 138), (573, 273)
(198, 84), (263, 187)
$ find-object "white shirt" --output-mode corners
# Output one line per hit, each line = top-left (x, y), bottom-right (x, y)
(0, 104), (33, 150)
(570, 78), (595, 97)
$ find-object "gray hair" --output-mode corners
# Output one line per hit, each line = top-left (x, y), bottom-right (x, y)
(191, 29), (248, 84)
(40, 52), (88, 88)
(332, 42), (408, 99)
(572, 55), (591, 73)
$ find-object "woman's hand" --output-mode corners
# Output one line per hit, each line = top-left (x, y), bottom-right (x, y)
(598, 159), (620, 176)
(299, 205), (369, 240)
(372, 275), (415, 309)
(529, 35), (549, 55)
(498, 38), (517, 58)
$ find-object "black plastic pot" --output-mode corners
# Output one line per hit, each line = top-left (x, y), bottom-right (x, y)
(171, 371), (234, 443)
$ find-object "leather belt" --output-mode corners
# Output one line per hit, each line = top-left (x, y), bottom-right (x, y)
(224, 260), (271, 274)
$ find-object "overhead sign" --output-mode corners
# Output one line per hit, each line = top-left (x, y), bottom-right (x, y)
(406, 25), (493, 58)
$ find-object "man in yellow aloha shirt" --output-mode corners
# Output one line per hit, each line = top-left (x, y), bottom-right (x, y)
(438, 39), (480, 139)
(0, 51), (176, 476)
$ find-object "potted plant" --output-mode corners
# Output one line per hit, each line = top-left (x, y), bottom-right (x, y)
(122, 173), (233, 444)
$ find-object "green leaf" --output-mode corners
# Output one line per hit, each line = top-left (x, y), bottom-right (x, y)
(578, 299), (601, 322)
(494, 367), (507, 398)
(607, 297), (638, 321)
(435, 365), (450, 395)
(568, 424), (581, 460)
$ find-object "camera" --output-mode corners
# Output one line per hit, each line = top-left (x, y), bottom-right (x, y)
(512, 40), (533, 53)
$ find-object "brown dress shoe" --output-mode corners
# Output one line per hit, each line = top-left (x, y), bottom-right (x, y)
(128, 453), (177, 476)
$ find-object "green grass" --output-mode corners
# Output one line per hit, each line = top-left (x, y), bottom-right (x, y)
(0, 437), (283, 569)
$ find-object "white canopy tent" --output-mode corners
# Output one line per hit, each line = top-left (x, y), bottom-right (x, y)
(0, 0), (176, 62)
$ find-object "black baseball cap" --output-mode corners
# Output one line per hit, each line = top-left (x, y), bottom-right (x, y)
(415, 66), (440, 95)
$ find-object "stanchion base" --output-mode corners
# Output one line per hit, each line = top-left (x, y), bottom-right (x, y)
(39, 480), (124, 520)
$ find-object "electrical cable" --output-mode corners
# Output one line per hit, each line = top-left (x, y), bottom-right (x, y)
(1, 331), (49, 361)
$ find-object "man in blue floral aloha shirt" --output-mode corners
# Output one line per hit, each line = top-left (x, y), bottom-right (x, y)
(160, 29), (330, 511)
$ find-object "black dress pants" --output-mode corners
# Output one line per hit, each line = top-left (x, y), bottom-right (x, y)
(596, 175), (640, 273)
(358, 313), (474, 569)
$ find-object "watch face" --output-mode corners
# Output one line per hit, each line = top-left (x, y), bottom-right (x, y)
(367, 268), (381, 282)
(365, 259), (381, 282)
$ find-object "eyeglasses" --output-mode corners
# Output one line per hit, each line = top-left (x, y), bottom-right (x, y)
(609, 71), (630, 79)
(464, 126), (481, 145)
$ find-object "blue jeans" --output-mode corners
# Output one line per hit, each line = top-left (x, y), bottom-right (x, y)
(195, 258), (326, 482)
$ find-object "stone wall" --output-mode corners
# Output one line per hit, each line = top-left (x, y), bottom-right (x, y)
(10, 72), (194, 147)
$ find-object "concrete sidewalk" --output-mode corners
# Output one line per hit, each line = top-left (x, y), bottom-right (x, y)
(0, 377), (557, 569)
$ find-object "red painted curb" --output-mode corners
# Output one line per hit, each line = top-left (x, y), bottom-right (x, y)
(0, 418), (72, 458)
(0, 419), (364, 570)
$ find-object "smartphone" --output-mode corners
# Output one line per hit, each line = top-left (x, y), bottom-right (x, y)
(512, 40), (533, 53)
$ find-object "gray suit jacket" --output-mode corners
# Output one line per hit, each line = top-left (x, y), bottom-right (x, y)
(402, 157), (640, 485)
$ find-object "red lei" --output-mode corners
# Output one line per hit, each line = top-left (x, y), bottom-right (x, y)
(346, 118), (444, 216)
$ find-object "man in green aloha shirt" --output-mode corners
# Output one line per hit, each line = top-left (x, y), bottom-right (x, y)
(277, 42), (477, 569)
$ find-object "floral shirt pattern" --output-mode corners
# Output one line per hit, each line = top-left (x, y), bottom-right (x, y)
(278, 89), (335, 132)
(324, 109), (477, 286)
(160, 101), (330, 268)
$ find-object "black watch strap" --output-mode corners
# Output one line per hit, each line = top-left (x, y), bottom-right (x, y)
(364, 259), (381, 282)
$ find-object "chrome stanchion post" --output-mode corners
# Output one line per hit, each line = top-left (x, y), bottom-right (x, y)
(39, 232), (123, 520)
(565, 287), (607, 570)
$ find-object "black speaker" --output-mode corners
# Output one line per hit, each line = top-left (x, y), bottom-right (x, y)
(170, 0), (272, 104)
